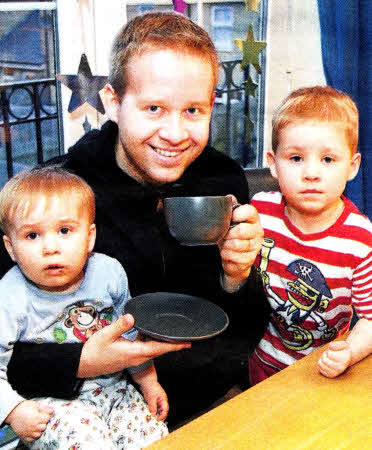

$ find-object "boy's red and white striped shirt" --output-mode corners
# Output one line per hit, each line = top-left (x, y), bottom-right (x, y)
(251, 191), (372, 370)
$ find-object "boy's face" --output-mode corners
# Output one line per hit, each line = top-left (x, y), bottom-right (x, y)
(3, 194), (96, 293)
(104, 48), (215, 185)
(267, 121), (360, 221)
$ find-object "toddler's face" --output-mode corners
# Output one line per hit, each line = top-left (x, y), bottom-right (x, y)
(3, 194), (96, 293)
(105, 48), (215, 185)
(267, 121), (360, 221)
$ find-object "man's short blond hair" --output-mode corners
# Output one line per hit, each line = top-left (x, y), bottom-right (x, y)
(272, 86), (359, 154)
(109, 11), (219, 99)
(0, 166), (95, 235)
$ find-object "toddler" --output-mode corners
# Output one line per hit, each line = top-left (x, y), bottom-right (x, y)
(249, 86), (372, 385)
(0, 167), (168, 448)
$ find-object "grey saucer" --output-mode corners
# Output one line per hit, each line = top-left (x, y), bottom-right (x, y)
(125, 292), (229, 342)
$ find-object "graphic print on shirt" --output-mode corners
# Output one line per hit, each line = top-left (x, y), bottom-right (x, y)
(259, 237), (337, 350)
(53, 301), (114, 343)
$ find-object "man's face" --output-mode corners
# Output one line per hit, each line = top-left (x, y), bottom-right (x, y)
(105, 49), (215, 185)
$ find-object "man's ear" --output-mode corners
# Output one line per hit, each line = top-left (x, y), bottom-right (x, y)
(347, 152), (361, 182)
(266, 151), (278, 179)
(3, 235), (16, 262)
(102, 84), (120, 123)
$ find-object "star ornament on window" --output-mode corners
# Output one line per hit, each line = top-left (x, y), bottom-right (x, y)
(243, 74), (258, 97)
(245, 0), (262, 12)
(172, 0), (188, 14)
(57, 53), (107, 114)
(235, 25), (266, 73)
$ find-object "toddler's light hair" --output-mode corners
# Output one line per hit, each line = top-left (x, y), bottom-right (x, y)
(272, 86), (359, 154)
(0, 166), (95, 235)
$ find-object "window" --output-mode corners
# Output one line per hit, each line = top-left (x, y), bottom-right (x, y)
(137, 4), (155, 14)
(0, 0), (61, 187)
(0, 1), (267, 182)
(211, 6), (233, 52)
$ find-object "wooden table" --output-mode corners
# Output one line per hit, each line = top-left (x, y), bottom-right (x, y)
(149, 345), (372, 449)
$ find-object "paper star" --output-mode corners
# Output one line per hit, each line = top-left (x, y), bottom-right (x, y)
(172, 0), (188, 14)
(57, 53), (107, 114)
(243, 74), (258, 97)
(235, 25), (266, 73)
(245, 0), (262, 12)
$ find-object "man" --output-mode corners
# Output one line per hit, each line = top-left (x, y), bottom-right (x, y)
(5, 12), (269, 428)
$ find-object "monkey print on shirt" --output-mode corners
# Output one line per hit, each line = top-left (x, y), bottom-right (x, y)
(53, 301), (114, 344)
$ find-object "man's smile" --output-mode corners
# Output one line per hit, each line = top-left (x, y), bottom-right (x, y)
(152, 146), (188, 157)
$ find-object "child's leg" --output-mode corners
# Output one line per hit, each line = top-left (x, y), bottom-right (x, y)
(106, 383), (168, 449)
(24, 397), (116, 450)
(79, 379), (168, 449)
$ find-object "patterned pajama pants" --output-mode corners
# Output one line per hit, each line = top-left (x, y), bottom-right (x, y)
(23, 380), (168, 449)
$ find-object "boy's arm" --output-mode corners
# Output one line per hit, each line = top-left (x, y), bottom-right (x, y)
(345, 318), (372, 365)
(5, 400), (53, 442)
(131, 362), (169, 421)
(318, 318), (372, 378)
(0, 297), (55, 427)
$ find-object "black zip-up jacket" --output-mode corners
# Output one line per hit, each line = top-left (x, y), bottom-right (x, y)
(6, 121), (270, 427)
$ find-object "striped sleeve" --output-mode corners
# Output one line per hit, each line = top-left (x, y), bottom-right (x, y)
(352, 250), (372, 319)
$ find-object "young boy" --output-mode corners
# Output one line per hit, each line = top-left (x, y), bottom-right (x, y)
(0, 167), (168, 448)
(249, 86), (372, 385)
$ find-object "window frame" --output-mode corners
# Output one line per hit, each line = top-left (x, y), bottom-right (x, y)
(0, 0), (63, 183)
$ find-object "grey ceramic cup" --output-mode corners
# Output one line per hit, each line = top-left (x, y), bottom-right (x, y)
(163, 196), (238, 246)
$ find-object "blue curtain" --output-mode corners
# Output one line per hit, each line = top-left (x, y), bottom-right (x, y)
(317, 0), (372, 219)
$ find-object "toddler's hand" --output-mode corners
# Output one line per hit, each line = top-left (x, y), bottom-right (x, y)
(140, 381), (169, 422)
(318, 340), (352, 378)
(6, 400), (54, 442)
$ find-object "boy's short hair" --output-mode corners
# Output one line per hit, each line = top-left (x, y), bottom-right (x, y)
(108, 12), (219, 99)
(272, 86), (359, 154)
(0, 166), (95, 234)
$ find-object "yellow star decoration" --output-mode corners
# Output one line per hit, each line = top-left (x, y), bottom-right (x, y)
(235, 24), (266, 73)
(245, 0), (261, 12)
(243, 74), (258, 97)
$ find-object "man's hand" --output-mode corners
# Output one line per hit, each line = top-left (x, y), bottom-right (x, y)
(5, 400), (54, 442)
(78, 314), (191, 378)
(219, 197), (263, 292)
(318, 340), (352, 378)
